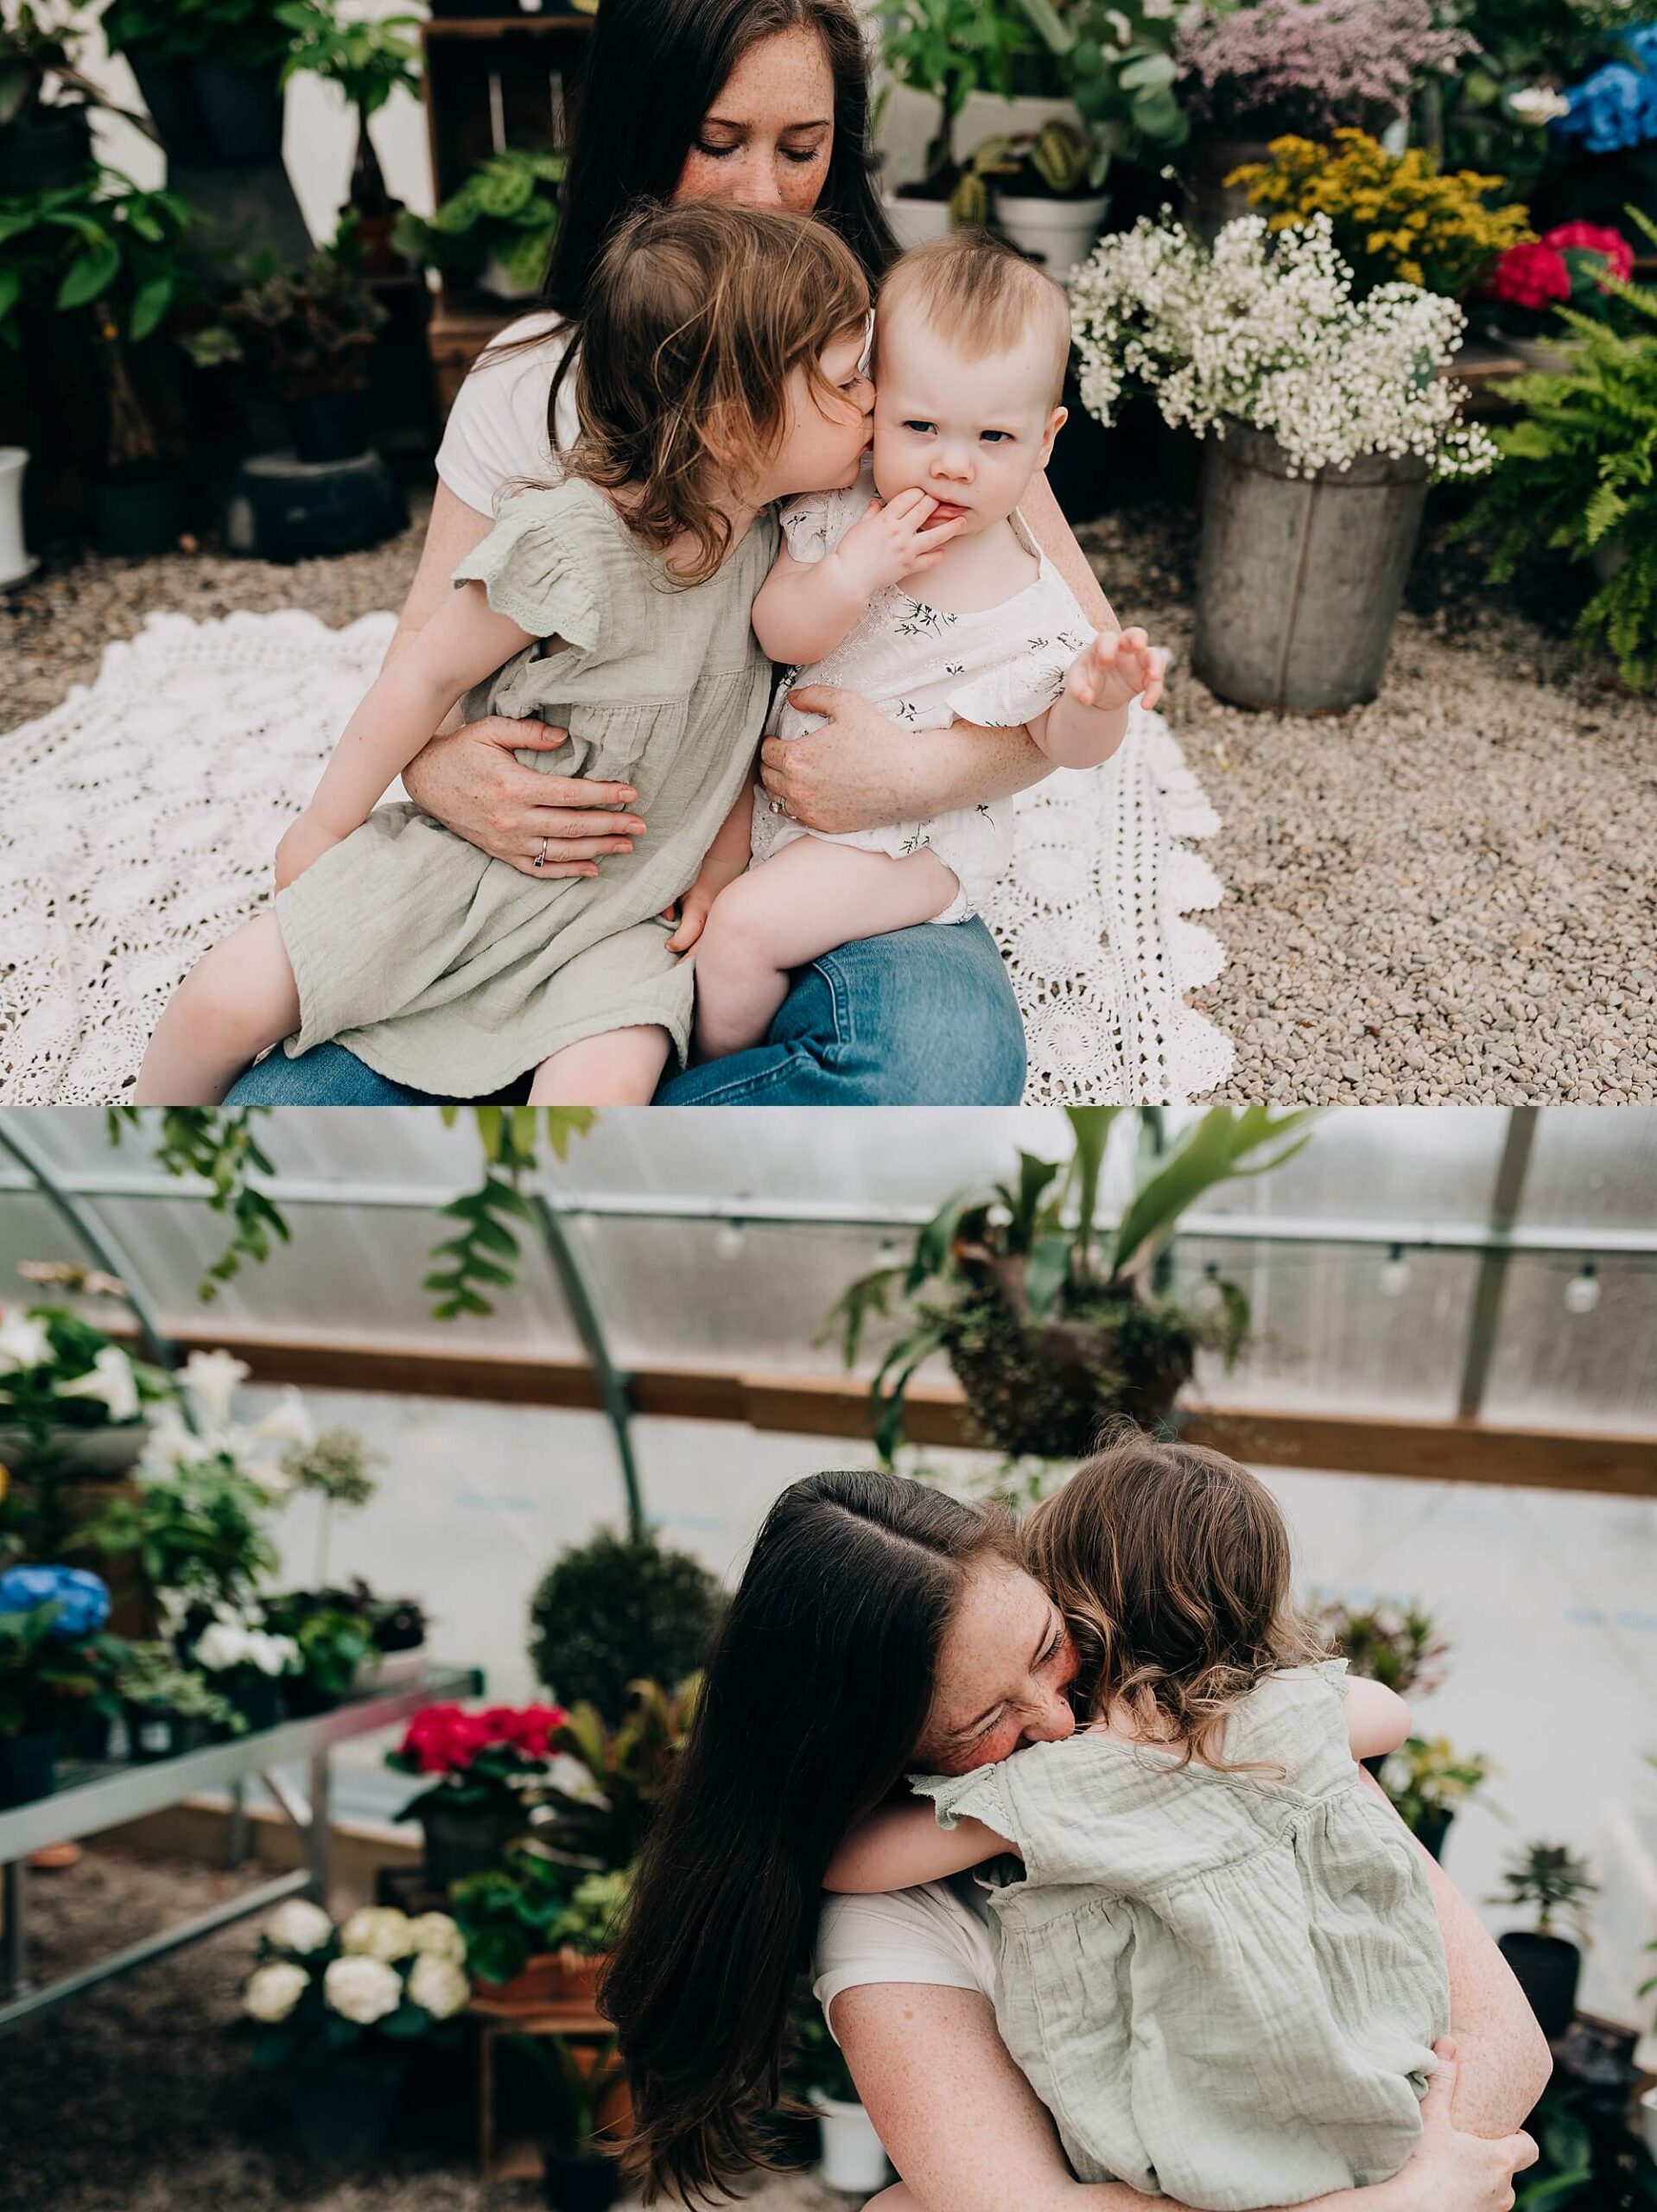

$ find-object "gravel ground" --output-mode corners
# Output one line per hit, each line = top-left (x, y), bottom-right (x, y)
(0, 1842), (848, 2212)
(3, 493), (1653, 1103)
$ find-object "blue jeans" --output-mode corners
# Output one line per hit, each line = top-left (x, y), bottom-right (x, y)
(223, 917), (1026, 1107)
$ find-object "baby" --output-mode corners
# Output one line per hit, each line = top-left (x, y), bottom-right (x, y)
(690, 233), (1168, 1061)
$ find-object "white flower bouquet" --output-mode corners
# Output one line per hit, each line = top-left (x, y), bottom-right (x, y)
(239, 1901), (472, 2072)
(1070, 212), (1499, 480)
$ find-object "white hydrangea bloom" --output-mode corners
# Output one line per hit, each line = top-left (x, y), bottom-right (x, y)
(323, 1955), (403, 2025)
(55, 1346), (141, 1422)
(1070, 213), (1499, 482)
(264, 1897), (335, 1956)
(244, 1961), (309, 2023)
(408, 1953), (470, 2020)
(407, 1913), (467, 1965)
(0, 1309), (51, 1372)
(340, 1906), (415, 1962)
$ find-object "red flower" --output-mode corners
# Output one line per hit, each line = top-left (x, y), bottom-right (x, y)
(1541, 221), (1635, 288)
(396, 1700), (568, 1774)
(1488, 241), (1571, 310)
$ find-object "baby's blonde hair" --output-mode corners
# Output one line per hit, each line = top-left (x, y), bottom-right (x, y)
(874, 232), (1072, 410)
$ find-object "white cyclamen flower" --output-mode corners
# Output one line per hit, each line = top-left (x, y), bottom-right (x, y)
(407, 1912), (467, 1965)
(263, 1897), (335, 1956)
(181, 1348), (251, 1424)
(244, 1961), (309, 2023)
(408, 1953), (470, 2020)
(194, 1619), (257, 1674)
(324, 1954), (403, 2025)
(250, 1630), (301, 1677)
(55, 1345), (142, 1423)
(0, 1309), (51, 1373)
(340, 1906), (415, 1962)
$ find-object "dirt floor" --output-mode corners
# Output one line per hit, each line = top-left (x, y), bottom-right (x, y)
(0, 1842), (848, 2212)
(4, 484), (1653, 1103)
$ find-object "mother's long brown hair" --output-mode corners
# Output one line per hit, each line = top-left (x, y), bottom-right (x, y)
(601, 1471), (1017, 2205)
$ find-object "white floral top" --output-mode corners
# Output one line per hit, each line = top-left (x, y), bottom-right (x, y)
(749, 457), (1093, 923)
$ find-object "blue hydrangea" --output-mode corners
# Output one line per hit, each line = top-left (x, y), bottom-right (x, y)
(0, 1565), (111, 1639)
(1555, 27), (1657, 153)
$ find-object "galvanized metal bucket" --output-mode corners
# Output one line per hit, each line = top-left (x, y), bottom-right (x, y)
(1191, 423), (1430, 715)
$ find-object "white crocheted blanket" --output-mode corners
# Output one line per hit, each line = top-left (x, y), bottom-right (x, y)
(0, 609), (1233, 1105)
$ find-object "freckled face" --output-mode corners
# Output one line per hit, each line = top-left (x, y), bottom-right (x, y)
(914, 1560), (1080, 1777)
(871, 299), (1066, 537)
(674, 27), (835, 214)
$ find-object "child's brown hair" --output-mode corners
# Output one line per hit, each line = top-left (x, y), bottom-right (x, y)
(1022, 1429), (1326, 1769)
(875, 231), (1072, 410)
(567, 200), (870, 586)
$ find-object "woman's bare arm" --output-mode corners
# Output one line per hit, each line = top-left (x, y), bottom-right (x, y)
(1020, 465), (1118, 633)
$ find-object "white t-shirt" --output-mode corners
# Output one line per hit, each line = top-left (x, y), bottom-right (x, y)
(435, 311), (581, 518)
(813, 1876), (994, 2038)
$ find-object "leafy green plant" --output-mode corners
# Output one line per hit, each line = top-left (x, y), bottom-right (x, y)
(1015, 0), (1190, 161)
(951, 116), (1105, 222)
(0, 1599), (110, 1737)
(262, 1592), (375, 1700)
(536, 1680), (698, 1877)
(112, 1638), (243, 1728)
(875, 0), (1046, 189)
(0, 2), (156, 143)
(275, 1), (419, 121)
(825, 1106), (1316, 1463)
(84, 1455), (280, 1610)
(186, 251), (388, 401)
(1377, 1735), (1495, 1836)
(1308, 1598), (1451, 1698)
(1489, 1842), (1597, 1942)
(98, 0), (295, 69)
(0, 168), (196, 470)
(106, 1108), (289, 1300)
(1455, 211), (1657, 691)
(529, 1530), (724, 1726)
(391, 146), (568, 296)
(452, 1849), (628, 1986)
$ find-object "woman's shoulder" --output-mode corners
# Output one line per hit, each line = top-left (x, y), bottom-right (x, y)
(435, 311), (579, 517)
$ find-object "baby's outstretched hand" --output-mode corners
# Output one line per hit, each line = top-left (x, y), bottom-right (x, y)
(837, 489), (967, 594)
(275, 810), (344, 892)
(1065, 627), (1168, 715)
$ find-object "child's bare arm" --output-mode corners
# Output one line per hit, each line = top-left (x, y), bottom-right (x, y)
(1343, 1678), (1413, 1762)
(824, 1800), (1015, 1895)
(1026, 626), (1168, 771)
(752, 492), (966, 665)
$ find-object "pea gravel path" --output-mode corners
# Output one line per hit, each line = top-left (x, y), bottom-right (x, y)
(4, 494), (1653, 1103)
(0, 1841), (846, 2212)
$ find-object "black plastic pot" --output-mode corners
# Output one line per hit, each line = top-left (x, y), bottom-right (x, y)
(91, 470), (184, 559)
(0, 1729), (59, 1809)
(124, 1704), (215, 1763)
(285, 390), (371, 467)
(291, 2054), (404, 2170)
(543, 2142), (623, 2212)
(224, 448), (406, 563)
(283, 1675), (343, 1719)
(66, 1703), (115, 1763)
(419, 1800), (526, 1892)
(1412, 1808), (1453, 1862)
(0, 105), (93, 194)
(226, 1674), (286, 1734)
(127, 53), (285, 165)
(1498, 1930), (1582, 2042)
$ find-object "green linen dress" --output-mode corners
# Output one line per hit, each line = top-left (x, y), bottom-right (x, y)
(911, 1662), (1451, 2212)
(274, 479), (779, 1096)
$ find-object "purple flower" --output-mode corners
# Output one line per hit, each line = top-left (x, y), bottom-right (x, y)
(0, 1566), (111, 1639)
(1176, 0), (1476, 138)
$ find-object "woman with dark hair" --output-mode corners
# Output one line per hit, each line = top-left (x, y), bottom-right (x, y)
(603, 1468), (1548, 2212)
(226, 0), (1122, 1108)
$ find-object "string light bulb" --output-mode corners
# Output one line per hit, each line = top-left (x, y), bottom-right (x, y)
(714, 1218), (746, 1260)
(1564, 1262), (1601, 1316)
(1378, 1244), (1412, 1299)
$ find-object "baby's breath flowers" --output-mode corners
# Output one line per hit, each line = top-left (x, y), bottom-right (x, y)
(1070, 212), (1499, 480)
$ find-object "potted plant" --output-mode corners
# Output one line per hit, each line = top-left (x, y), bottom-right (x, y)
(112, 1638), (242, 1758)
(188, 1605), (302, 1731)
(1227, 131), (1533, 300)
(98, 0), (295, 167)
(1309, 1598), (1451, 1700)
(825, 1107), (1313, 1464)
(82, 1427), (283, 1622)
(0, 444), (31, 588)
(274, 1), (420, 269)
(1455, 221), (1657, 693)
(0, 167), (197, 556)
(953, 118), (1110, 276)
(790, 2004), (892, 2194)
(202, 251), (388, 462)
(535, 2033), (630, 2212)
(1481, 220), (1636, 371)
(260, 1592), (376, 1715)
(0, 1295), (171, 1558)
(1375, 1735), (1495, 1861)
(391, 145), (568, 303)
(1490, 1842), (1597, 2040)
(0, 1565), (111, 1805)
(1172, 0), (1476, 239)
(238, 1899), (471, 2171)
(454, 1846), (629, 2005)
(1012, 0), (1190, 172)
(0, 1), (157, 195)
(529, 1529), (724, 1726)
(873, 0), (1044, 247)
(533, 1681), (696, 1884)
(1072, 211), (1499, 714)
(389, 1700), (568, 1891)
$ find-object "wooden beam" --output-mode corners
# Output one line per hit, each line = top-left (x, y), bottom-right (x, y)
(131, 1325), (1657, 1500)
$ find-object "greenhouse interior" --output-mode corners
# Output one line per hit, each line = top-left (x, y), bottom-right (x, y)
(0, 1103), (1654, 2211)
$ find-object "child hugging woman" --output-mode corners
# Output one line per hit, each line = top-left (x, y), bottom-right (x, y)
(827, 1436), (1453, 2212)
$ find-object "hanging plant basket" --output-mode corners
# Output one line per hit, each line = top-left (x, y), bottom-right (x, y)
(938, 1293), (1196, 1461)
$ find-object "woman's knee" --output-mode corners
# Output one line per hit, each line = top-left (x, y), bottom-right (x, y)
(786, 918), (1025, 1104)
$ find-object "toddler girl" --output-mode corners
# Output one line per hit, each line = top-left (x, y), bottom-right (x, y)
(692, 233), (1169, 1059)
(825, 1436), (1451, 2212)
(132, 202), (877, 1106)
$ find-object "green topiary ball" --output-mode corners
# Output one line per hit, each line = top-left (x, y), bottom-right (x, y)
(528, 1528), (726, 1725)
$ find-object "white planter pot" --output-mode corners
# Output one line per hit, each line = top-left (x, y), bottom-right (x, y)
(814, 2098), (892, 2193)
(0, 446), (35, 589)
(877, 86), (1081, 194)
(884, 193), (954, 251)
(992, 191), (1110, 278)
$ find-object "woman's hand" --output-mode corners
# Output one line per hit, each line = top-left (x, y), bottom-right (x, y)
(400, 715), (647, 880)
(1383, 2042), (1536, 2212)
(760, 687), (1050, 836)
(275, 810), (344, 891)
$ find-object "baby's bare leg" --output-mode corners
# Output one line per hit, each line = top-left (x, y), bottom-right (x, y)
(528, 1025), (671, 1105)
(132, 912), (302, 1104)
(693, 837), (958, 1060)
